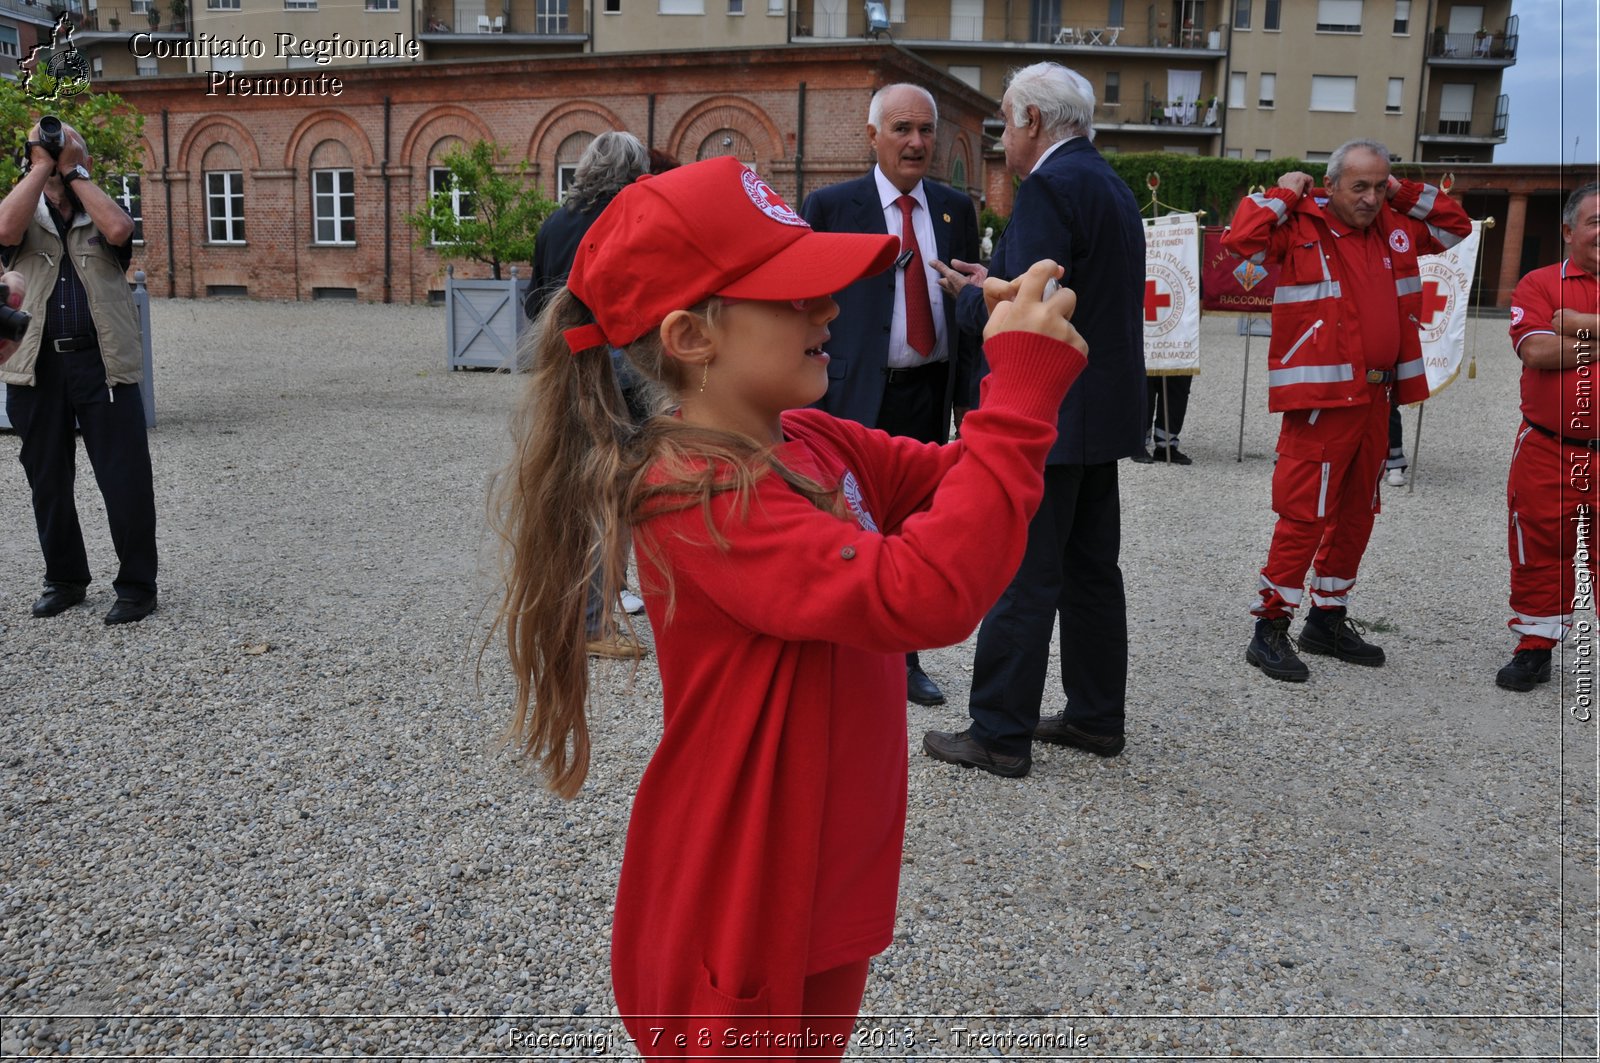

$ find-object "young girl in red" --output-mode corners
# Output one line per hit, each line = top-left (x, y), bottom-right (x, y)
(494, 156), (1087, 1058)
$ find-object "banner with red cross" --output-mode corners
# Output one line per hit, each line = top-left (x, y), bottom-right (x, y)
(1143, 213), (1202, 375)
(1415, 219), (1482, 398)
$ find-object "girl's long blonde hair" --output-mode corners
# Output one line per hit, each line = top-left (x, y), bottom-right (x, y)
(490, 289), (842, 798)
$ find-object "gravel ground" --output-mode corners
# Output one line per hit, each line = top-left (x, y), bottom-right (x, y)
(1, 300), (1595, 1060)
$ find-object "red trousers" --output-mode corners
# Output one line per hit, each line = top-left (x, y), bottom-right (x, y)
(641, 959), (870, 1061)
(1254, 395), (1390, 619)
(1507, 424), (1597, 650)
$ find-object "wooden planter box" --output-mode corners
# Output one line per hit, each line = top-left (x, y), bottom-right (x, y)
(445, 266), (531, 371)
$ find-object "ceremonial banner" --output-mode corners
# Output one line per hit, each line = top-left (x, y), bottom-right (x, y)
(1144, 213), (1201, 374)
(1415, 220), (1483, 397)
(1201, 226), (1279, 313)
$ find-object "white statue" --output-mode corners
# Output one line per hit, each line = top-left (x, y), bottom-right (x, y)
(979, 225), (994, 263)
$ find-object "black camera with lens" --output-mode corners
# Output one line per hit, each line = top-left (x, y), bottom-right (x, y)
(0, 284), (31, 344)
(36, 115), (64, 160)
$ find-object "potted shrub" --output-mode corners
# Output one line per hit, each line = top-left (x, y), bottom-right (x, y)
(146, 2), (160, 30)
(403, 139), (556, 369)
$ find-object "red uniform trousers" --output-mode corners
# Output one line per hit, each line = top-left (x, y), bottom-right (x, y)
(1507, 423), (1598, 651)
(1254, 390), (1391, 619)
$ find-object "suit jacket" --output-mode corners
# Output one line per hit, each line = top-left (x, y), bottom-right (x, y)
(956, 138), (1147, 465)
(800, 173), (981, 443)
(525, 196), (612, 319)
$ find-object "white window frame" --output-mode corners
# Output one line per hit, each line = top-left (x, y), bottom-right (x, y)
(208, 0), (242, 8)
(1258, 72), (1276, 108)
(428, 167), (476, 245)
(768, 0), (784, 12)
(604, 0), (621, 11)
(1234, 0), (1251, 29)
(1229, 71), (1247, 108)
(1309, 74), (1357, 112)
(557, 164), (579, 201)
(312, 168), (355, 246)
(1385, 77), (1404, 113)
(1263, 0), (1280, 30)
(136, 56), (159, 76)
(284, 0), (318, 9)
(729, 0), (744, 12)
(1315, 0), (1362, 33)
(130, 0), (152, 11)
(115, 175), (143, 244)
(0, 26), (18, 59)
(365, 0), (399, 10)
(1392, 0), (1410, 34)
(206, 170), (245, 244)
(536, 0), (569, 31)
(1103, 70), (1121, 105)
(658, 0), (704, 13)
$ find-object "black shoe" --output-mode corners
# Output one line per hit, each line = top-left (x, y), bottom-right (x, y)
(1246, 617), (1310, 682)
(1298, 608), (1385, 666)
(1153, 445), (1193, 466)
(1034, 713), (1126, 757)
(907, 664), (945, 706)
(1496, 648), (1552, 692)
(1130, 448), (1155, 464)
(922, 728), (1031, 778)
(105, 593), (158, 626)
(31, 582), (87, 618)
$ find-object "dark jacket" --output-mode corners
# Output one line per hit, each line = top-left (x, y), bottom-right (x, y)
(800, 173), (981, 443)
(525, 195), (613, 320)
(956, 138), (1146, 465)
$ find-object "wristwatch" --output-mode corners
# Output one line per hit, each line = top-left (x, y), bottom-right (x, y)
(61, 165), (90, 186)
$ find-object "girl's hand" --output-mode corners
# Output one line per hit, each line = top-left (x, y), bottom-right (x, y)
(981, 259), (1088, 358)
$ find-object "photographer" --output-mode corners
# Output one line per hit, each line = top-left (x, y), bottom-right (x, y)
(0, 118), (157, 624)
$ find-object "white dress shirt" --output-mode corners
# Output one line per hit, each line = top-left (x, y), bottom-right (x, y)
(873, 166), (949, 369)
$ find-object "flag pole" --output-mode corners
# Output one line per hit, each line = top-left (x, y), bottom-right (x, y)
(1237, 322), (1252, 462)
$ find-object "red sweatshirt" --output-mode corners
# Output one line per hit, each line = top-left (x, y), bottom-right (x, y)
(613, 331), (1085, 1057)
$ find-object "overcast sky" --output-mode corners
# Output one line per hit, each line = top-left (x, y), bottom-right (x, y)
(1496, 0), (1599, 165)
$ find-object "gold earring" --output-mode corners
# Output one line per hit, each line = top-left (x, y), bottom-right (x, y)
(699, 359), (709, 393)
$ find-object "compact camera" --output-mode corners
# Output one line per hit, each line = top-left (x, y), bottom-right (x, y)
(0, 284), (31, 344)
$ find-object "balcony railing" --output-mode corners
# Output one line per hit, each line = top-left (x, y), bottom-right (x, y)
(1422, 96), (1510, 140)
(797, 13), (1216, 50)
(1428, 29), (1516, 60)
(419, 3), (586, 37)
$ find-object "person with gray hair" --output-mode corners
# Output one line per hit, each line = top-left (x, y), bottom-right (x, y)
(923, 61), (1146, 777)
(526, 131), (648, 320)
(1496, 180), (1600, 691)
(525, 129), (653, 655)
(1223, 138), (1469, 683)
(800, 81), (982, 708)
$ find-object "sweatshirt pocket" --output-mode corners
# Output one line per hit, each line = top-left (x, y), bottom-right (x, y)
(689, 962), (772, 1051)
(1279, 319), (1324, 365)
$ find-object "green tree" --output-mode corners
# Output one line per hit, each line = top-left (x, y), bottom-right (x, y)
(404, 140), (556, 280)
(0, 80), (146, 193)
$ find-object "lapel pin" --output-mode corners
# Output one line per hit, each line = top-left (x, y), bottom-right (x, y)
(942, 212), (951, 223)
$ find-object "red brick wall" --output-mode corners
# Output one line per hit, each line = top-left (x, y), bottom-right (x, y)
(103, 44), (994, 303)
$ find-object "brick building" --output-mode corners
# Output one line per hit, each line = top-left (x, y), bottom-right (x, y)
(102, 44), (989, 303)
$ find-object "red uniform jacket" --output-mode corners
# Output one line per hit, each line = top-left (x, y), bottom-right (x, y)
(614, 332), (1086, 1056)
(1223, 179), (1470, 412)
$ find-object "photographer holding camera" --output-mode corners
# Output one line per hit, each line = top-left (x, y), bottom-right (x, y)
(0, 117), (156, 624)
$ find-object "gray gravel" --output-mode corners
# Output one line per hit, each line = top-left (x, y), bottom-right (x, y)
(1, 300), (1595, 1060)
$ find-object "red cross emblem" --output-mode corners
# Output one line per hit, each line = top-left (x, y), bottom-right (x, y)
(1419, 279), (1450, 327)
(1144, 278), (1172, 322)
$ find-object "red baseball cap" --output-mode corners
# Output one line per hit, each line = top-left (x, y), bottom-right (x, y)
(566, 156), (899, 349)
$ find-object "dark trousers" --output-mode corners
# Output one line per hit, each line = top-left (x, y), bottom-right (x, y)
(6, 347), (158, 599)
(879, 360), (949, 674)
(1146, 374), (1192, 446)
(968, 462), (1127, 754)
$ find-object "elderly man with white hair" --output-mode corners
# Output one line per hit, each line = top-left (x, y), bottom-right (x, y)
(924, 61), (1146, 778)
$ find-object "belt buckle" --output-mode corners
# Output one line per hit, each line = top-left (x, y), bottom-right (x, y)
(52, 338), (72, 353)
(1365, 369), (1389, 385)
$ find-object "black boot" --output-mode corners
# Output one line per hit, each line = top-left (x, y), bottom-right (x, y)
(1299, 607), (1386, 667)
(1495, 648), (1552, 692)
(1247, 617), (1309, 682)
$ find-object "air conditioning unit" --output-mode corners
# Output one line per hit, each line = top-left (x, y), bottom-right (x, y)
(865, 1), (889, 38)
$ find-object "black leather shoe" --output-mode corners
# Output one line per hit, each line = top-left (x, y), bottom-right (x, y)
(907, 664), (945, 706)
(31, 582), (87, 618)
(1130, 448), (1155, 464)
(1153, 445), (1193, 466)
(1034, 713), (1126, 757)
(1247, 617), (1310, 682)
(105, 594), (158, 626)
(922, 728), (1030, 778)
(1496, 648), (1552, 692)
(1298, 608), (1385, 666)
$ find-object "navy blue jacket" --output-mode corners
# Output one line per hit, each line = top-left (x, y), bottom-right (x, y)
(956, 138), (1146, 465)
(800, 173), (981, 443)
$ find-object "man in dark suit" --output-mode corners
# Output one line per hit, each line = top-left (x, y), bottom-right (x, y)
(801, 82), (981, 707)
(923, 61), (1146, 777)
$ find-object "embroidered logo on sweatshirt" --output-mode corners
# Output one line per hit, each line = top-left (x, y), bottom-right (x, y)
(1388, 229), (1411, 255)
(840, 471), (878, 532)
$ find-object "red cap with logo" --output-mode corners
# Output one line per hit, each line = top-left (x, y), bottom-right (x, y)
(565, 156), (899, 350)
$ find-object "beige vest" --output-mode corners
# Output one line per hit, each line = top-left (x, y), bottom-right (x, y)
(0, 196), (141, 388)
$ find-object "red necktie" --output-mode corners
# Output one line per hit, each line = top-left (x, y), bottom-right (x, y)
(896, 194), (936, 358)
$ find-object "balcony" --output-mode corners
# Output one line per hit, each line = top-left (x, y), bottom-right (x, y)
(794, 14), (1225, 56)
(1427, 18), (1518, 67)
(1418, 96), (1510, 144)
(1092, 96), (1221, 134)
(417, 1), (587, 45)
